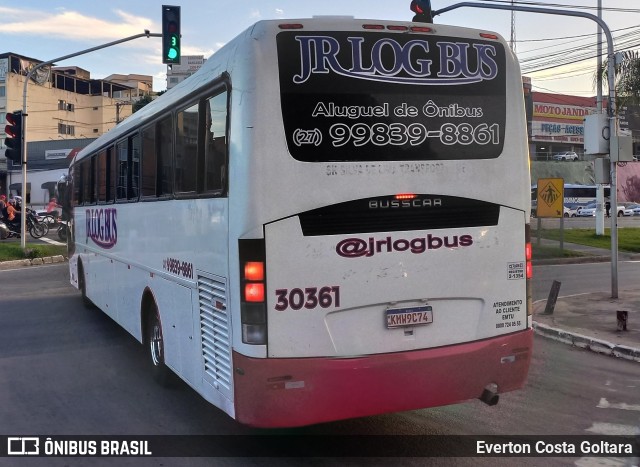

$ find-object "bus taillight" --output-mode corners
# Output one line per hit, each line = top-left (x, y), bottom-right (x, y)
(239, 240), (267, 345)
(278, 23), (303, 30)
(525, 225), (533, 316)
(395, 193), (417, 200)
(245, 283), (265, 302)
(244, 262), (264, 281)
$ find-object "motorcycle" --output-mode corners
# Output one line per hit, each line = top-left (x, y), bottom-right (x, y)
(57, 220), (69, 242)
(0, 219), (17, 240)
(1, 208), (48, 239)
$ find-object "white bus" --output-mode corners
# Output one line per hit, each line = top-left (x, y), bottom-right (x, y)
(531, 184), (611, 207)
(60, 16), (533, 428)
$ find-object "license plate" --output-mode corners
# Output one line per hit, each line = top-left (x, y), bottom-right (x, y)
(386, 305), (433, 329)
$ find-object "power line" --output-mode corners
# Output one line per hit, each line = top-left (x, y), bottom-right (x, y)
(479, 0), (640, 14)
(517, 25), (638, 43)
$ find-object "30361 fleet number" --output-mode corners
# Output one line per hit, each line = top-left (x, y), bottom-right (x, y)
(275, 286), (341, 311)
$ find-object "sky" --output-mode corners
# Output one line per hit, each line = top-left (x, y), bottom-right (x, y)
(1, 0), (639, 96)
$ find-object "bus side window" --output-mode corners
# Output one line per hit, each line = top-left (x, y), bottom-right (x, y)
(82, 159), (92, 205)
(97, 150), (107, 203)
(107, 146), (117, 203)
(175, 103), (199, 194)
(141, 125), (157, 198)
(72, 164), (82, 207)
(129, 133), (141, 200)
(203, 90), (228, 194)
(157, 116), (174, 197)
(116, 139), (129, 201)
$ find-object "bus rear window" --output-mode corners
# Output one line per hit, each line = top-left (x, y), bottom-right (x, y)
(277, 31), (506, 162)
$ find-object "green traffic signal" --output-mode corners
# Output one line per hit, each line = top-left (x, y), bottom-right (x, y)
(167, 34), (179, 60)
(162, 5), (181, 64)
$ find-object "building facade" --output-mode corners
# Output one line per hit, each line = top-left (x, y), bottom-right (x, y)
(166, 55), (206, 90)
(529, 92), (597, 160)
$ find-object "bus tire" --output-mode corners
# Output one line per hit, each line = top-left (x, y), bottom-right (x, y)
(146, 307), (173, 387)
(78, 261), (94, 308)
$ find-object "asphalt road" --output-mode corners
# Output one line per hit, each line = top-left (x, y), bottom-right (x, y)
(0, 263), (639, 466)
(533, 260), (640, 301)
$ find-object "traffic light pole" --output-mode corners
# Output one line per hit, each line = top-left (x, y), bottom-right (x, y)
(18, 31), (162, 248)
(432, 2), (619, 298)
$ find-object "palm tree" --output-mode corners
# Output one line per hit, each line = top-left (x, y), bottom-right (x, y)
(596, 50), (640, 109)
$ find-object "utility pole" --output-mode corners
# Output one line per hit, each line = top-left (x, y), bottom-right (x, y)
(595, 0), (605, 236)
(510, 1), (516, 53)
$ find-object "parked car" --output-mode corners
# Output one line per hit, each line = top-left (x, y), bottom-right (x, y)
(577, 202), (597, 216)
(563, 205), (579, 217)
(580, 202), (634, 217)
(627, 203), (640, 216)
(553, 151), (579, 161)
(619, 203), (635, 217)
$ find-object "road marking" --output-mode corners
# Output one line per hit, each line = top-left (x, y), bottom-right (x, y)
(575, 457), (633, 466)
(39, 236), (65, 246)
(598, 397), (640, 412)
(585, 422), (640, 435)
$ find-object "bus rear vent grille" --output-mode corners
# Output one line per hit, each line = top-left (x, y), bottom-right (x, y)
(198, 273), (232, 392)
(298, 196), (500, 236)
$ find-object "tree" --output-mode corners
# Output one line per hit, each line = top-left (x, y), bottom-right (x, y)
(133, 95), (154, 113)
(596, 50), (640, 109)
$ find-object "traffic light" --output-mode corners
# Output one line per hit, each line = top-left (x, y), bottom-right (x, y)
(410, 0), (434, 23)
(162, 5), (181, 65)
(5, 111), (23, 165)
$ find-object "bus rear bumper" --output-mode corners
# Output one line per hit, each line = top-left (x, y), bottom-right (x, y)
(233, 328), (533, 428)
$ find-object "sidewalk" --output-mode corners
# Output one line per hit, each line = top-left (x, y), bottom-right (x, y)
(533, 291), (640, 363)
(533, 237), (640, 264)
(532, 238), (640, 363)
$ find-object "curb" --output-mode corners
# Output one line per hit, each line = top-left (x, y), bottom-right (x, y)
(0, 255), (67, 270)
(533, 253), (640, 266)
(532, 321), (640, 363)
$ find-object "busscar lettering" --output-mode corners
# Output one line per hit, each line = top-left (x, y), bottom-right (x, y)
(368, 198), (442, 209)
(293, 35), (499, 85)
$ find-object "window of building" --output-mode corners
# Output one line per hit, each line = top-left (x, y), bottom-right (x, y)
(58, 123), (75, 135)
(58, 100), (74, 111)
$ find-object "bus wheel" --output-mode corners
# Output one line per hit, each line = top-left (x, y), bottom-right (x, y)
(78, 262), (93, 308)
(146, 307), (172, 386)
